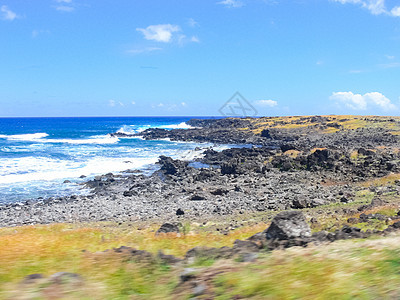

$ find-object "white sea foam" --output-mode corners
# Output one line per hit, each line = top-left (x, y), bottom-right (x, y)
(0, 155), (159, 184)
(160, 122), (194, 129)
(117, 125), (152, 135)
(43, 135), (120, 145)
(116, 122), (195, 137)
(0, 132), (119, 145)
(178, 148), (206, 161)
(0, 132), (49, 141)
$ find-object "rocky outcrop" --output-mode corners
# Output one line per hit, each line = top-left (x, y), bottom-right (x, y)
(158, 156), (188, 175)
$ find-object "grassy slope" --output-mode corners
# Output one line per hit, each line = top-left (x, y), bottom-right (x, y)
(238, 115), (400, 135)
(2, 225), (400, 299)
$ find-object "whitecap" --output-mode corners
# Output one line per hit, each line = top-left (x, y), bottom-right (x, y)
(159, 122), (195, 129)
(0, 132), (49, 141)
(115, 122), (196, 137)
(0, 155), (159, 184)
(43, 135), (120, 145)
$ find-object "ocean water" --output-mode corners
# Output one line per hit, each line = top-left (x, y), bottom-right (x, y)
(0, 117), (229, 204)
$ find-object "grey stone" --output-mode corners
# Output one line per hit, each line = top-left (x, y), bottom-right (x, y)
(193, 283), (207, 296)
(180, 268), (197, 283)
(265, 211), (311, 240)
(156, 223), (180, 235)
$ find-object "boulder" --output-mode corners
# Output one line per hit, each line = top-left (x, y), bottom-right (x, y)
(157, 251), (182, 264)
(176, 208), (185, 216)
(158, 156), (188, 175)
(113, 246), (154, 261)
(156, 223), (180, 235)
(260, 129), (272, 139)
(280, 144), (296, 152)
(391, 221), (400, 229)
(347, 217), (360, 224)
(190, 193), (207, 201)
(357, 148), (375, 157)
(265, 211), (311, 240)
(180, 268), (198, 283)
(292, 198), (308, 209)
(193, 283), (207, 296)
(123, 190), (134, 197)
(221, 162), (237, 175)
(232, 239), (260, 253)
(21, 274), (44, 284)
(48, 272), (83, 285)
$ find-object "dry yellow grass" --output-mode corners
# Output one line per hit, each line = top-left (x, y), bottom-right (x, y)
(0, 222), (268, 298)
(244, 115), (400, 136)
(211, 234), (400, 299)
(310, 147), (327, 153)
(358, 173), (400, 188)
(0, 222), (266, 275)
(283, 150), (300, 158)
(2, 212), (400, 298)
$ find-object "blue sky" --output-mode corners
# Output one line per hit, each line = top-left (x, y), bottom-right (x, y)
(1, 0), (400, 117)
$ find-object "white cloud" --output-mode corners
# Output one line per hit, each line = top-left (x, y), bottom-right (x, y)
(32, 30), (51, 38)
(218, 0), (244, 8)
(349, 69), (365, 73)
(178, 34), (187, 45)
(137, 24), (181, 43)
(391, 6), (400, 16)
(56, 5), (74, 12)
(1, 5), (18, 21)
(187, 18), (198, 27)
(54, 0), (74, 12)
(366, 92), (396, 110)
(379, 62), (400, 68)
(190, 36), (200, 43)
(131, 101), (136, 105)
(330, 91), (367, 110)
(126, 47), (162, 55)
(108, 100), (124, 107)
(255, 99), (278, 107)
(333, 0), (400, 17)
(177, 34), (200, 45)
(365, 0), (386, 15)
(330, 91), (397, 111)
(151, 102), (187, 110)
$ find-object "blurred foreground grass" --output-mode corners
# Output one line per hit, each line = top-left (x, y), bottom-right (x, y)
(1, 221), (400, 299)
(0, 222), (264, 299)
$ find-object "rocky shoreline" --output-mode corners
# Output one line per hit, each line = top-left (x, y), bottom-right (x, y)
(1, 115), (400, 228)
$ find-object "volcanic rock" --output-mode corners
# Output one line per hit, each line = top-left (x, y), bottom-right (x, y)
(265, 211), (311, 240)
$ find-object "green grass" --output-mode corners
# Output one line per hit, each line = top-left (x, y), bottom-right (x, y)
(3, 222), (400, 299)
(211, 238), (400, 299)
(353, 220), (388, 232)
(0, 222), (267, 299)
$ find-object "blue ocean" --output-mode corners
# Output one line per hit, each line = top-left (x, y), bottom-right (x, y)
(0, 117), (226, 204)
